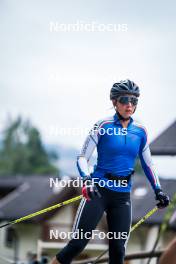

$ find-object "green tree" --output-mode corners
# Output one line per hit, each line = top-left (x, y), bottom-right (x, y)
(0, 116), (59, 176)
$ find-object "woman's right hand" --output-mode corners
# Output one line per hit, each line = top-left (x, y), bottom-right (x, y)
(82, 176), (101, 201)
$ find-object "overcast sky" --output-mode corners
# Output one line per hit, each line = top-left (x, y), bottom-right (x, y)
(0, 0), (176, 177)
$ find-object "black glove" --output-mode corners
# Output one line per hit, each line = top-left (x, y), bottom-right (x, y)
(155, 189), (170, 209)
(82, 176), (101, 201)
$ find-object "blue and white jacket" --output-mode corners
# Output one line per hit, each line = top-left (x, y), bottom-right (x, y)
(77, 113), (161, 192)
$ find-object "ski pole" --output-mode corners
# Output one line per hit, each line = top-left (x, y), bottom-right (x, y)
(131, 206), (158, 232)
(0, 195), (83, 229)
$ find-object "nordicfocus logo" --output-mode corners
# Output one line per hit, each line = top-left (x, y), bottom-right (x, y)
(50, 229), (128, 240)
(43, 125), (127, 137)
(50, 177), (128, 189)
(49, 21), (128, 33)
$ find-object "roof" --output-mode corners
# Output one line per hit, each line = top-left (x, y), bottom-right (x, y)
(0, 175), (175, 229)
(131, 175), (176, 228)
(150, 120), (176, 155)
(0, 175), (79, 222)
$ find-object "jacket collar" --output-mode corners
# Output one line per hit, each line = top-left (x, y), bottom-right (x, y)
(113, 112), (133, 126)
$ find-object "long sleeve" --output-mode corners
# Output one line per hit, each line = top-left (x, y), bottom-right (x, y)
(77, 123), (100, 179)
(139, 128), (161, 191)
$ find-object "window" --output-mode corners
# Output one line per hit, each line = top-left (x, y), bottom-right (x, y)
(133, 187), (147, 198)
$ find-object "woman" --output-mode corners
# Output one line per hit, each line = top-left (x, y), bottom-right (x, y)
(51, 79), (169, 264)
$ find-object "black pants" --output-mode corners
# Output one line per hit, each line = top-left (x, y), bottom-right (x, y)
(56, 186), (131, 264)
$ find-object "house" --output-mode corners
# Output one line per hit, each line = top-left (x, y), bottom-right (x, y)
(150, 120), (176, 155)
(0, 175), (108, 264)
(0, 175), (175, 264)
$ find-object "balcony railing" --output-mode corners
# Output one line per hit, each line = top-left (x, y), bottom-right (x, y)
(72, 250), (163, 264)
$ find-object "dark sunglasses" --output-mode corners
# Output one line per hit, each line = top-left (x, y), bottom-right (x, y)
(117, 96), (138, 106)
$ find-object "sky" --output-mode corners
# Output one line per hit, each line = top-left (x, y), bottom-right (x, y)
(0, 0), (176, 177)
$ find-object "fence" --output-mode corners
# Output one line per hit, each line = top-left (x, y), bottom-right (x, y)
(72, 250), (163, 264)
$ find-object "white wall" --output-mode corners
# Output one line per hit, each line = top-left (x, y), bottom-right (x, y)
(48, 204), (73, 225)
(0, 221), (14, 263)
(16, 223), (41, 261)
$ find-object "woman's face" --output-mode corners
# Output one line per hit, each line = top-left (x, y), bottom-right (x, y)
(112, 94), (137, 119)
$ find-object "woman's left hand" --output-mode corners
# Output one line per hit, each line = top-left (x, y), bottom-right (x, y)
(155, 189), (170, 209)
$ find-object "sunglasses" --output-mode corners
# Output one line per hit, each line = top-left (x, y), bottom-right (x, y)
(117, 96), (138, 106)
